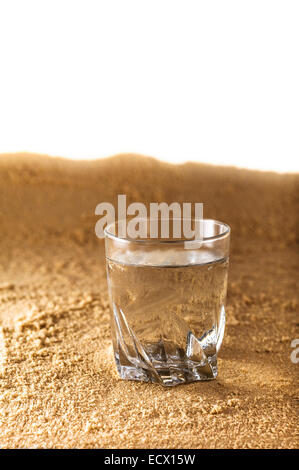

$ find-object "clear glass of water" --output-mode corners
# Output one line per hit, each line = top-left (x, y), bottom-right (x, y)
(104, 218), (230, 386)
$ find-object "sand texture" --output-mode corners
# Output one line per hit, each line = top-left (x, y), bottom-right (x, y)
(0, 153), (298, 448)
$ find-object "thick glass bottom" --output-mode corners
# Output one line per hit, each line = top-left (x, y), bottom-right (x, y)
(115, 355), (217, 387)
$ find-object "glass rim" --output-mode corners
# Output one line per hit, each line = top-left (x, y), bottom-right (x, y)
(104, 218), (230, 245)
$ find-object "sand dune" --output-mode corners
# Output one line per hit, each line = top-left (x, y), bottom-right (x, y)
(0, 153), (298, 448)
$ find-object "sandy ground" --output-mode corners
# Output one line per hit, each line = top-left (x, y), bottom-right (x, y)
(0, 153), (298, 449)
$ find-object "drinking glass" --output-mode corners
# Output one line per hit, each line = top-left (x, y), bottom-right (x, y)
(105, 218), (230, 386)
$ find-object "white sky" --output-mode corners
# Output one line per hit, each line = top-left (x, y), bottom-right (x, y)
(0, 0), (298, 172)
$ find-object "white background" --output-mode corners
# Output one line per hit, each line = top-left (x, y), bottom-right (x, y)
(0, 0), (298, 172)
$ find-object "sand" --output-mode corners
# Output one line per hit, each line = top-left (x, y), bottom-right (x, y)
(0, 153), (298, 449)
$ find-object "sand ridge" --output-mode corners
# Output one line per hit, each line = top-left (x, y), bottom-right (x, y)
(0, 153), (298, 448)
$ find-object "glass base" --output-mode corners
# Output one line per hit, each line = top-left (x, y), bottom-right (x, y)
(115, 356), (217, 387)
